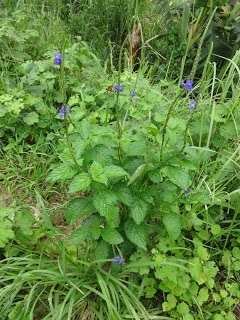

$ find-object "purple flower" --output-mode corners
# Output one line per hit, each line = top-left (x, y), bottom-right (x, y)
(131, 91), (136, 97)
(54, 53), (62, 66)
(59, 105), (70, 118)
(113, 255), (124, 265)
(189, 101), (196, 110)
(185, 189), (191, 194)
(113, 85), (124, 92)
(182, 79), (193, 92)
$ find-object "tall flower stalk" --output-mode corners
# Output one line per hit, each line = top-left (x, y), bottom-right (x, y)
(56, 50), (82, 172)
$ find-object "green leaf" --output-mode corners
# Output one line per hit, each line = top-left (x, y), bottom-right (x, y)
(160, 181), (179, 203)
(115, 184), (134, 206)
(161, 166), (192, 190)
(92, 144), (113, 166)
(214, 103), (228, 123)
(130, 198), (149, 224)
(68, 173), (91, 194)
(90, 161), (108, 185)
(69, 225), (90, 244)
(73, 138), (87, 159)
(196, 246), (210, 261)
(0, 206), (15, 247)
(162, 293), (177, 311)
(14, 209), (35, 236)
(101, 226), (124, 245)
(0, 219), (14, 248)
(104, 165), (129, 179)
(128, 164), (147, 186)
(220, 121), (239, 139)
(196, 288), (209, 306)
(124, 220), (148, 250)
(188, 257), (206, 284)
(94, 240), (110, 261)
(163, 212), (181, 240)
(90, 219), (102, 240)
(66, 197), (95, 225)
(23, 111), (39, 125)
(47, 163), (78, 182)
(148, 169), (162, 183)
(75, 118), (90, 141)
(93, 190), (119, 227)
(59, 148), (75, 164)
(82, 215), (102, 240)
(125, 140), (146, 157)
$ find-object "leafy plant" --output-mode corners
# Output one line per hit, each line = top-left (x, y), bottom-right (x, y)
(0, 206), (15, 248)
(1, 1), (240, 319)
(0, 195), (157, 320)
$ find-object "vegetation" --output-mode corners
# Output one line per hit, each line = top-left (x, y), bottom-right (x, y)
(0, 0), (239, 319)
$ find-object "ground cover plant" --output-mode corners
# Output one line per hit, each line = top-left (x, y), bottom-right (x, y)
(0, 0), (240, 319)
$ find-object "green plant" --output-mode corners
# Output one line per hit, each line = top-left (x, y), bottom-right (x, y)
(1, 2), (240, 318)
(45, 30), (240, 317)
(0, 194), (159, 320)
(0, 35), (103, 147)
(140, 0), (240, 80)
(60, 0), (138, 67)
(47, 65), (192, 256)
(0, 250), (155, 319)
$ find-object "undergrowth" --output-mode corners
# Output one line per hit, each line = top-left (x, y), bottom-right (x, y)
(0, 1), (239, 319)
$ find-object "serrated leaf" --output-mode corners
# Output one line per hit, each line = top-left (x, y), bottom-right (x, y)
(124, 220), (148, 250)
(93, 190), (119, 227)
(131, 198), (149, 224)
(187, 191), (212, 204)
(82, 215), (102, 240)
(94, 240), (110, 261)
(163, 212), (181, 240)
(104, 165), (129, 179)
(101, 226), (124, 244)
(14, 209), (35, 235)
(91, 220), (102, 240)
(160, 181), (179, 203)
(66, 197), (95, 225)
(148, 169), (162, 183)
(128, 164), (147, 186)
(73, 138), (87, 159)
(68, 173), (91, 194)
(59, 148), (75, 164)
(0, 207), (15, 247)
(75, 118), (90, 140)
(90, 161), (108, 185)
(69, 225), (90, 244)
(47, 163), (78, 182)
(92, 144), (113, 166)
(161, 166), (192, 190)
(126, 141), (146, 157)
(0, 219), (14, 248)
(115, 184), (133, 206)
(23, 111), (39, 125)
(0, 206), (14, 219)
